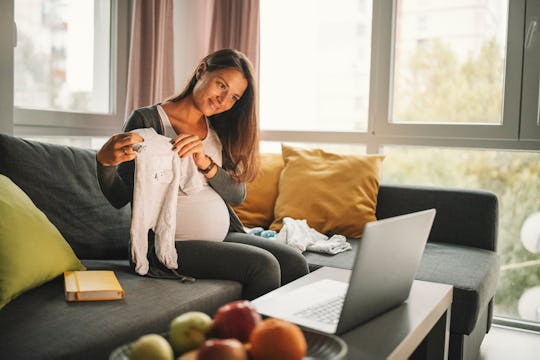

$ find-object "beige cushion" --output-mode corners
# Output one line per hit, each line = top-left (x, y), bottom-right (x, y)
(233, 153), (284, 229)
(269, 145), (384, 238)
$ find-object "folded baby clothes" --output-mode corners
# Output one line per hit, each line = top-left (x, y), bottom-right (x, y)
(306, 234), (352, 255)
(130, 128), (203, 275)
(275, 217), (352, 254)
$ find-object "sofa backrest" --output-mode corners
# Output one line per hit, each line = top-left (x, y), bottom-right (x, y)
(376, 184), (498, 251)
(0, 133), (130, 259)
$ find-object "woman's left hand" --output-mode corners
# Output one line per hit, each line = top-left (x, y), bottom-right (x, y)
(170, 133), (208, 168)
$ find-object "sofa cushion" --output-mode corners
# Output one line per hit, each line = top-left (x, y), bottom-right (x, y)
(232, 153), (284, 229)
(304, 241), (499, 336)
(270, 144), (384, 238)
(0, 133), (131, 259)
(0, 259), (242, 360)
(0, 175), (86, 309)
(415, 242), (500, 335)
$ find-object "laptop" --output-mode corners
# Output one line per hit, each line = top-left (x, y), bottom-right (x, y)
(252, 208), (436, 335)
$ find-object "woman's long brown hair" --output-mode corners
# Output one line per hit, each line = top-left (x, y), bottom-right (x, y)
(167, 49), (259, 183)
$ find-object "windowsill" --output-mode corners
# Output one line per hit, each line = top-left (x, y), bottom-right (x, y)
(492, 316), (540, 333)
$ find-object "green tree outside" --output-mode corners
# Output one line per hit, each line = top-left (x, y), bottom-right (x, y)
(394, 38), (503, 124)
(385, 37), (540, 320)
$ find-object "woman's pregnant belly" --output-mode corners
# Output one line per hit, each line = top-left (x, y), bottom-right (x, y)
(174, 185), (230, 241)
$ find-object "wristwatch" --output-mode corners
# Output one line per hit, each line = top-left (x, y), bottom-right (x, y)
(199, 156), (216, 174)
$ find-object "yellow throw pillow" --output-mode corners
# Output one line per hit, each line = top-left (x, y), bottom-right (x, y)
(233, 153), (284, 228)
(269, 145), (384, 238)
(0, 175), (85, 309)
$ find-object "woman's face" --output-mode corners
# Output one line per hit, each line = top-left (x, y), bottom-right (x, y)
(192, 67), (248, 117)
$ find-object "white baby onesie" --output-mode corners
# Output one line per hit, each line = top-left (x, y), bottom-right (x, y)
(130, 128), (203, 275)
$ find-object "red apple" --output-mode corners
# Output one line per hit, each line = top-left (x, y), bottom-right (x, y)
(197, 338), (247, 360)
(212, 300), (262, 342)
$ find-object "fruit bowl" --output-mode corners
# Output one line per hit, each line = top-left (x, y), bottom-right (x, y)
(109, 328), (347, 360)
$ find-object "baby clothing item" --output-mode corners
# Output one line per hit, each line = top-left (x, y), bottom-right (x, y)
(156, 105), (230, 241)
(307, 235), (352, 254)
(130, 128), (203, 275)
(275, 217), (352, 255)
(247, 227), (278, 239)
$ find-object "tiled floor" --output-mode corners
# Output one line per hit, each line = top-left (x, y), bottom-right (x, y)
(477, 325), (540, 360)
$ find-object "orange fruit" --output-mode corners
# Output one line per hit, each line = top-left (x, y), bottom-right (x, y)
(249, 318), (307, 360)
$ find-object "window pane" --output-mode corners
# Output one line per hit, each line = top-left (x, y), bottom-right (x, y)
(260, 0), (372, 131)
(392, 0), (508, 124)
(382, 146), (540, 324)
(14, 0), (111, 113)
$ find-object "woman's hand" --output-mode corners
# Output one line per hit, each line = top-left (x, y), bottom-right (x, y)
(96, 132), (144, 166)
(170, 133), (209, 169)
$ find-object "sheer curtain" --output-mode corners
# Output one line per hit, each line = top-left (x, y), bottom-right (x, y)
(124, 0), (175, 118)
(124, 0), (260, 118)
(205, 0), (260, 77)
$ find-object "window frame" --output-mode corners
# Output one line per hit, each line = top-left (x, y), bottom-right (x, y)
(260, 0), (540, 151)
(520, 0), (540, 140)
(12, 0), (129, 137)
(0, 0), (14, 135)
(371, 0), (525, 141)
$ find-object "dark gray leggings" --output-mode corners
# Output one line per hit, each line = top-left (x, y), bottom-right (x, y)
(142, 232), (309, 300)
(224, 232), (309, 285)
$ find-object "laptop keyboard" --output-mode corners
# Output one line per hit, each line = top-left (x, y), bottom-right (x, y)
(293, 295), (344, 325)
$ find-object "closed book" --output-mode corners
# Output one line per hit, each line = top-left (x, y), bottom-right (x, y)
(64, 270), (125, 301)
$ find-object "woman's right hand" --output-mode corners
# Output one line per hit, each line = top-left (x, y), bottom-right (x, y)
(96, 132), (144, 166)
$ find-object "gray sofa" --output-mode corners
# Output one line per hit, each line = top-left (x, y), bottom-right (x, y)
(306, 186), (500, 360)
(0, 133), (499, 360)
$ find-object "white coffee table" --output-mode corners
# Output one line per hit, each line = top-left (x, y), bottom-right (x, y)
(265, 266), (453, 360)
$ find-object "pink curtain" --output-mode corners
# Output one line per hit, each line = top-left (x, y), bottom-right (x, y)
(124, 0), (175, 117)
(206, 0), (260, 77)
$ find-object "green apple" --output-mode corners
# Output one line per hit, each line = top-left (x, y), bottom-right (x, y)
(130, 333), (174, 360)
(169, 311), (213, 354)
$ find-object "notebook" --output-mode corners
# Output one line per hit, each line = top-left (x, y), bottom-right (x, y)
(252, 209), (436, 334)
(64, 270), (125, 301)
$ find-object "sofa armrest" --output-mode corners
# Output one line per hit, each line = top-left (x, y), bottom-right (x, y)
(376, 184), (498, 251)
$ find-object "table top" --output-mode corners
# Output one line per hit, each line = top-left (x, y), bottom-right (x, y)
(109, 265), (452, 360)
(267, 266), (453, 360)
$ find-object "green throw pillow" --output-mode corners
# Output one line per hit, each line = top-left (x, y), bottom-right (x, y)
(0, 175), (85, 309)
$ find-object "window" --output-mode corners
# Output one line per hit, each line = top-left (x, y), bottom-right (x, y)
(261, 0), (540, 329)
(371, 0), (526, 140)
(392, 2), (508, 125)
(260, 0), (372, 132)
(13, 0), (129, 138)
(382, 146), (540, 324)
(14, 0), (110, 113)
